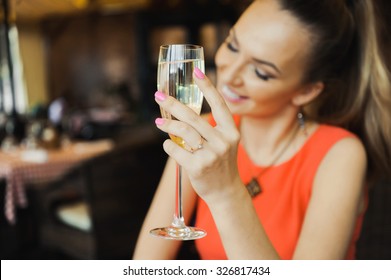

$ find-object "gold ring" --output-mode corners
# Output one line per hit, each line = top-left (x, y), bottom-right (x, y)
(189, 137), (204, 153)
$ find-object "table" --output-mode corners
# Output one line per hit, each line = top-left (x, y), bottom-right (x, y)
(0, 140), (114, 225)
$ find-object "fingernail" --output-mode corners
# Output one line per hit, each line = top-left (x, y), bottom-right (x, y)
(155, 118), (165, 126)
(194, 67), (205, 79)
(155, 91), (167, 101)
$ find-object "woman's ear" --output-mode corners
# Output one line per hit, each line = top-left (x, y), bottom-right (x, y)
(292, 82), (324, 106)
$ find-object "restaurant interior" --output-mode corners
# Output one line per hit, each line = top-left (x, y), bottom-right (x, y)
(1, 0), (390, 260)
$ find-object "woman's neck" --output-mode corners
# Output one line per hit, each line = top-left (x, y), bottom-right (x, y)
(239, 113), (304, 166)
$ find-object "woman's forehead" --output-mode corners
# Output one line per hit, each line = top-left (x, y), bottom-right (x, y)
(234, 0), (312, 72)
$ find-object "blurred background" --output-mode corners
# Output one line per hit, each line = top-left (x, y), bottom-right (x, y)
(0, 0), (253, 138)
(0, 0), (390, 260)
(0, 0), (252, 260)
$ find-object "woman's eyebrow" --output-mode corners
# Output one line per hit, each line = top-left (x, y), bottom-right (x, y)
(232, 28), (282, 75)
(252, 57), (281, 75)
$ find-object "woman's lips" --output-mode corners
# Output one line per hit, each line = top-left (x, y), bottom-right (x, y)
(221, 85), (249, 103)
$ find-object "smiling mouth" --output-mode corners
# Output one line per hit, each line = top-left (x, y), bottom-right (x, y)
(221, 85), (249, 103)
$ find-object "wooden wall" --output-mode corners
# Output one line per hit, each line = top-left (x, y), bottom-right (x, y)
(43, 12), (141, 112)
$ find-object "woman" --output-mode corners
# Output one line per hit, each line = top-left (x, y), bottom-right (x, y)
(133, 0), (391, 259)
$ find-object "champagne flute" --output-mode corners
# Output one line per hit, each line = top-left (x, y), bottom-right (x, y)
(150, 44), (207, 240)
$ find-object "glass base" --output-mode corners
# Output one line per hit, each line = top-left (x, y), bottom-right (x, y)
(150, 226), (207, 240)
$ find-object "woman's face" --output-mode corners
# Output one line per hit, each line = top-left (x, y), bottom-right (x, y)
(215, 0), (314, 118)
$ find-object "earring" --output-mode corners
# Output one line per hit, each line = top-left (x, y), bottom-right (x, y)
(297, 110), (308, 136)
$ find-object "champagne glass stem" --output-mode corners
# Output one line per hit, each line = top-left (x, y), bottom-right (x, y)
(172, 163), (185, 228)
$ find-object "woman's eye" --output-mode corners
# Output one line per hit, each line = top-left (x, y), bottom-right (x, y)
(226, 41), (238, 52)
(255, 69), (271, 81)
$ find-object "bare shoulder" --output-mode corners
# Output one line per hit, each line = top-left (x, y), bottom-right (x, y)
(322, 136), (367, 171)
(314, 135), (367, 194)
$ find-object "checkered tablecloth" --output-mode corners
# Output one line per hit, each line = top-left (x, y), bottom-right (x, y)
(0, 140), (114, 225)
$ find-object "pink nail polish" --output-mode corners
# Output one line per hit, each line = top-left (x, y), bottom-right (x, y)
(194, 67), (205, 79)
(155, 91), (167, 101)
(155, 118), (165, 126)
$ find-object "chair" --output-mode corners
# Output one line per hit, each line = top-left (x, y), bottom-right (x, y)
(32, 126), (167, 259)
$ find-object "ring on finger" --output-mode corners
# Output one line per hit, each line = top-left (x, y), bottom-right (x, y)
(189, 136), (205, 153)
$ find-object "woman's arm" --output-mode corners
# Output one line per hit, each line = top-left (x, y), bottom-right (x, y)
(293, 136), (367, 259)
(132, 157), (198, 259)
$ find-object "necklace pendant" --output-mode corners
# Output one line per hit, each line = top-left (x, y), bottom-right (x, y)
(246, 177), (262, 198)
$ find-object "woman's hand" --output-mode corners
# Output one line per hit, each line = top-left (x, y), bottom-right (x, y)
(154, 67), (243, 203)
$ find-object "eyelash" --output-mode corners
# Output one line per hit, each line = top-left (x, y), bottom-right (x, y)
(226, 41), (238, 52)
(255, 69), (271, 81)
(226, 41), (272, 81)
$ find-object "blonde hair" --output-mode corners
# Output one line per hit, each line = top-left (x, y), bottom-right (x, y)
(279, 0), (391, 181)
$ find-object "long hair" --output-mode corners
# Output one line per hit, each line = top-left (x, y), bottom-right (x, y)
(278, 0), (391, 181)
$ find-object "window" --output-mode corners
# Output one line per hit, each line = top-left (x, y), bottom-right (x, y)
(0, 25), (27, 114)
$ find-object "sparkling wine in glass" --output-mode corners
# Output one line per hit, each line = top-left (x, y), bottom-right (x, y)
(150, 44), (207, 240)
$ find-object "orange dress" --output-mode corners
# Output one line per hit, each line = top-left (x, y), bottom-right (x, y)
(195, 115), (364, 259)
